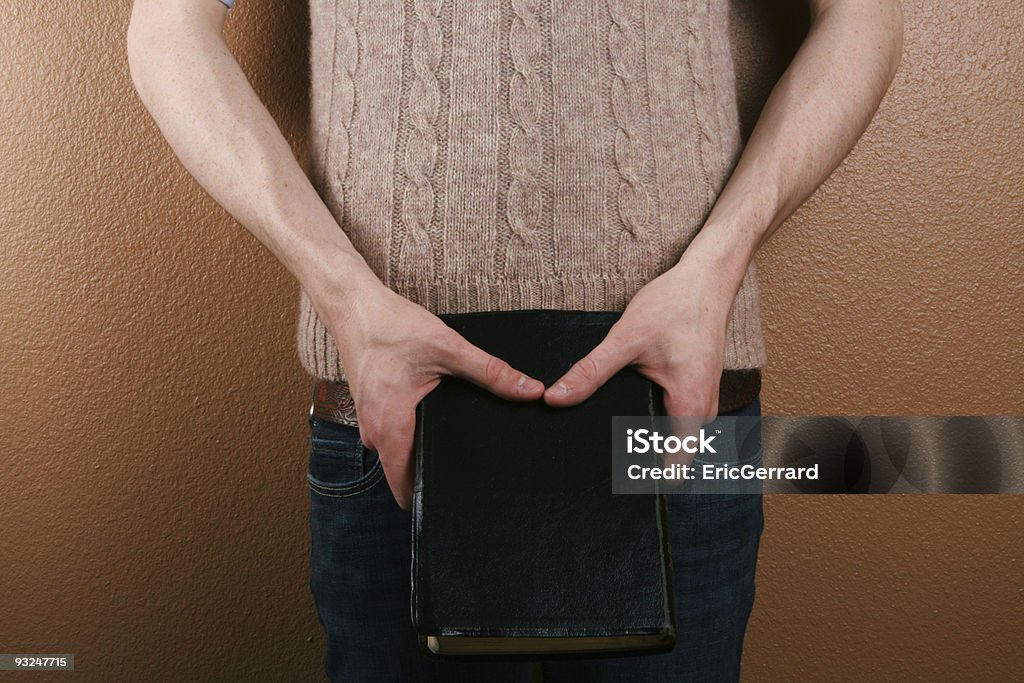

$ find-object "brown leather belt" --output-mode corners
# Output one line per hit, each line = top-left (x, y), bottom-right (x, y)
(310, 378), (357, 425)
(717, 368), (762, 413)
(311, 369), (761, 425)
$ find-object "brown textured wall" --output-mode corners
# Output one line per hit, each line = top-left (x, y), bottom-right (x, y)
(0, 1), (1020, 681)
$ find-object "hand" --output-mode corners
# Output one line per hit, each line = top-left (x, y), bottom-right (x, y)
(543, 256), (737, 423)
(310, 273), (545, 510)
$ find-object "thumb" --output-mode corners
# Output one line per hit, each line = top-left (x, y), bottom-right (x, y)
(544, 337), (633, 407)
(441, 336), (545, 401)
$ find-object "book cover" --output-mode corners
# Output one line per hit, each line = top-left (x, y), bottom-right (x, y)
(411, 310), (676, 657)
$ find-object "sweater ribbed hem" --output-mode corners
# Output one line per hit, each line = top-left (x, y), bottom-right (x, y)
(297, 273), (767, 384)
(391, 274), (666, 314)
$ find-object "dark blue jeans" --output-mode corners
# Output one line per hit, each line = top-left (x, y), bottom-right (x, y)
(308, 398), (764, 682)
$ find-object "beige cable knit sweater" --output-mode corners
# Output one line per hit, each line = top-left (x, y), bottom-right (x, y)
(297, 1), (767, 423)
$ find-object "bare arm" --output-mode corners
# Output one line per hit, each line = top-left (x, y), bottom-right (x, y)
(546, 0), (905, 416)
(126, 0), (544, 509)
(127, 0), (362, 297)
(694, 0), (905, 280)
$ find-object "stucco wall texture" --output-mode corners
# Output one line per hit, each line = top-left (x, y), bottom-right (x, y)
(1, 1), (1020, 681)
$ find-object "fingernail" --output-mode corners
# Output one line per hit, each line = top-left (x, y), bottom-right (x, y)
(558, 382), (570, 395)
(517, 375), (541, 392)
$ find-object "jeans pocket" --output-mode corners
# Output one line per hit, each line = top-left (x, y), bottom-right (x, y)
(307, 417), (385, 497)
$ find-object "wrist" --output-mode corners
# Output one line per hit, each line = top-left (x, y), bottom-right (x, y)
(660, 221), (762, 332)
(690, 171), (779, 282)
(671, 200), (770, 288)
(671, 226), (750, 296)
(292, 238), (382, 310)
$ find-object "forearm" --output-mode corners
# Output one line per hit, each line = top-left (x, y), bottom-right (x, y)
(682, 0), (904, 298)
(126, 0), (377, 304)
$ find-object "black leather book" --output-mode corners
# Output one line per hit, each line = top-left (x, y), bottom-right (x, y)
(412, 310), (675, 657)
